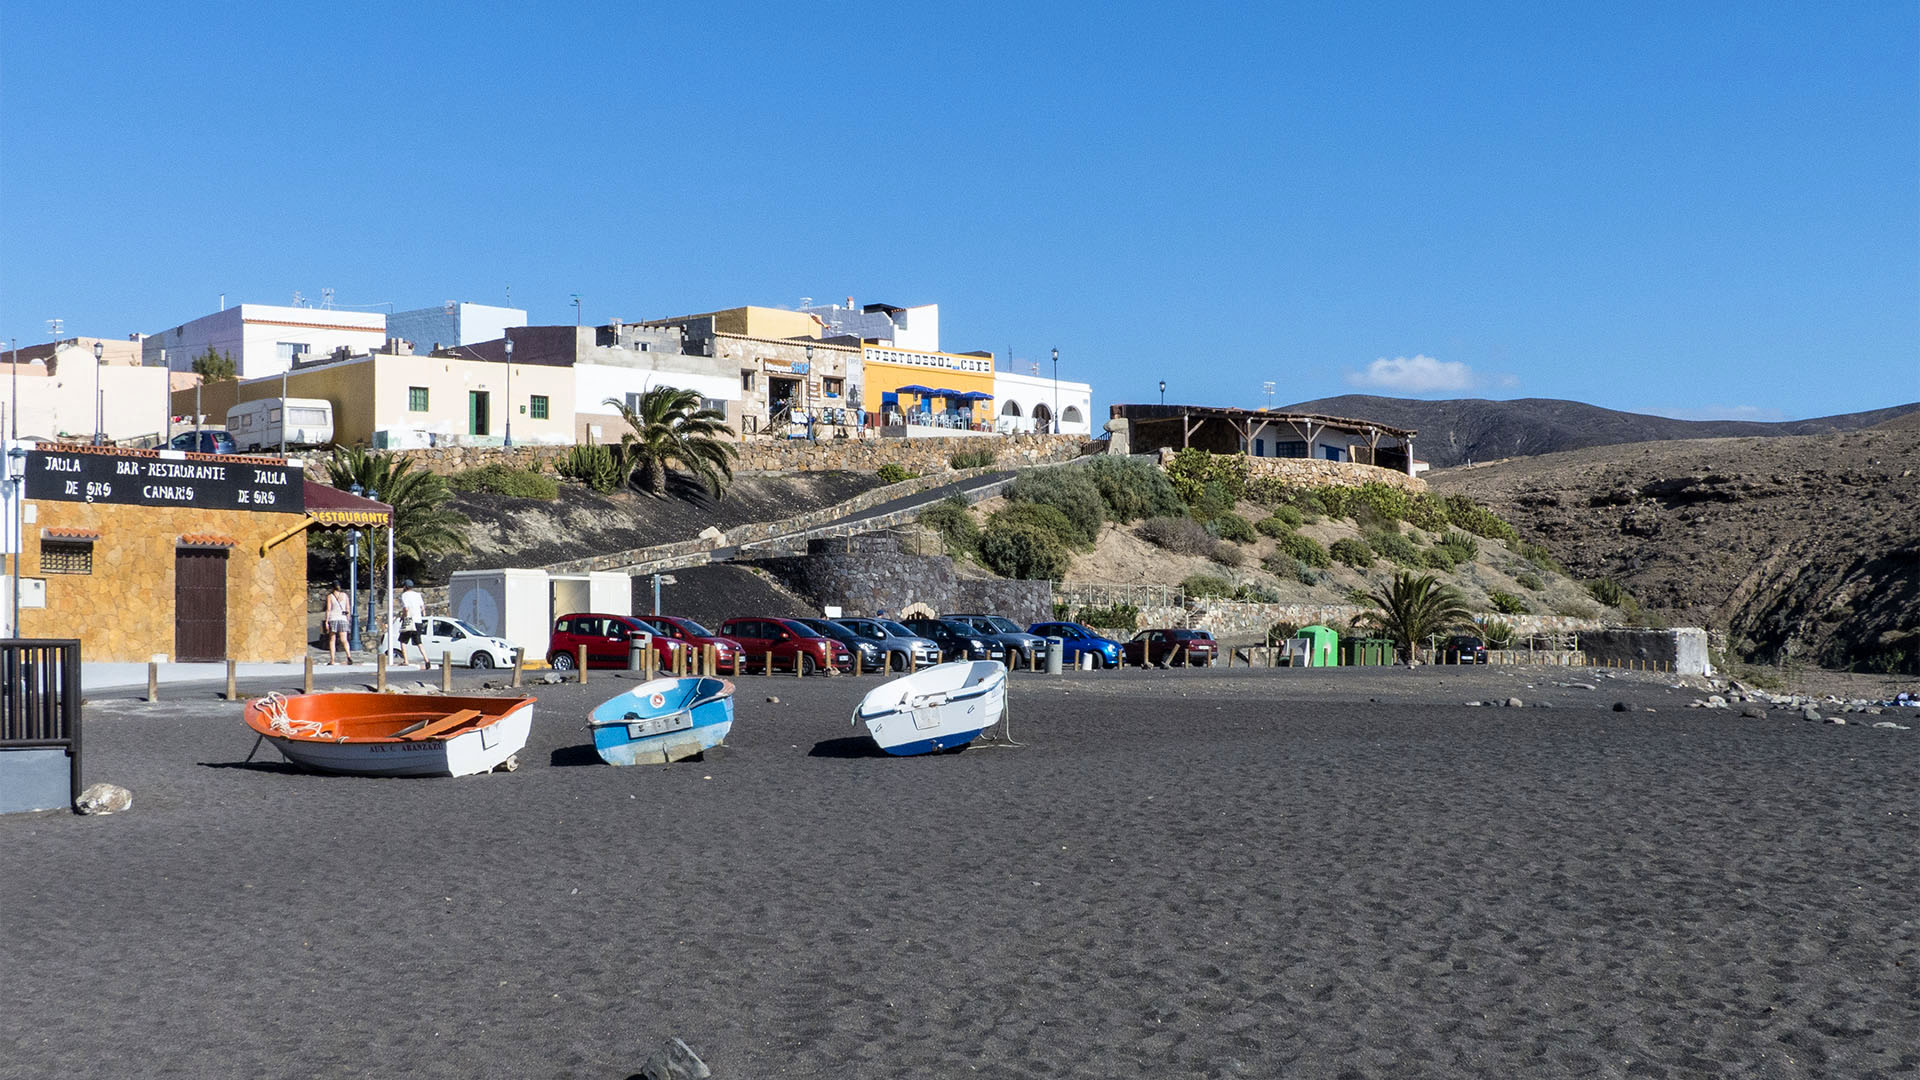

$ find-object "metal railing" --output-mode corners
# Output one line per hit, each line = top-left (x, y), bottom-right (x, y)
(1052, 583), (1187, 612)
(0, 639), (83, 804)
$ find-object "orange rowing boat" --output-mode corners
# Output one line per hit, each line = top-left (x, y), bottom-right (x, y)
(243, 692), (534, 777)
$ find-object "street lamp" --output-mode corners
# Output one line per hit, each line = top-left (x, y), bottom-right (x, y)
(1159, 380), (1166, 405)
(1051, 347), (1059, 435)
(503, 337), (514, 448)
(92, 341), (104, 445)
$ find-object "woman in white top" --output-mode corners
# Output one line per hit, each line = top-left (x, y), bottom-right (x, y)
(324, 583), (352, 665)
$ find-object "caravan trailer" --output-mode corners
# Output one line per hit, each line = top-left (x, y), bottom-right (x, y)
(226, 397), (334, 451)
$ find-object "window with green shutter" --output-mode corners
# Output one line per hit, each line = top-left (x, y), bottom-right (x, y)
(530, 395), (549, 420)
(408, 387), (429, 411)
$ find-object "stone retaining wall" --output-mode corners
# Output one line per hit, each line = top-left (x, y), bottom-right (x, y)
(1152, 448), (1427, 492)
(393, 433), (1094, 478)
(749, 533), (1052, 626)
(1056, 596), (1606, 644)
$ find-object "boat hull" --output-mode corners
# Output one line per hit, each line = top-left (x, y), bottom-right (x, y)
(244, 694), (534, 778)
(589, 677), (735, 766)
(854, 660), (1006, 756)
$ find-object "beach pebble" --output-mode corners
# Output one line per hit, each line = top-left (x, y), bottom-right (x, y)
(1706, 695), (1728, 709)
(1465, 700), (1484, 707)
(765, 696), (780, 703)
(635, 1037), (710, 1080)
(1801, 707), (1823, 722)
(1571, 682), (1597, 690)
(1873, 721), (1910, 730)
(1612, 702), (1633, 712)
(1505, 698), (1524, 708)
(1741, 706), (1768, 719)
(542, 673), (564, 685)
(75, 783), (131, 816)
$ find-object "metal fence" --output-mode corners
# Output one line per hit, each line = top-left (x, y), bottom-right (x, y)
(0, 639), (84, 805)
(1052, 583), (1186, 612)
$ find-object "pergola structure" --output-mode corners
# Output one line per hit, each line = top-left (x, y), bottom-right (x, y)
(1109, 404), (1418, 474)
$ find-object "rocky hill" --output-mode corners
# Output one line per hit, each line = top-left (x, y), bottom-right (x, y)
(1280, 394), (1920, 469)
(1429, 427), (1920, 674)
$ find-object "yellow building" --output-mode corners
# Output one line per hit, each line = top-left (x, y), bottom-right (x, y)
(172, 351), (576, 447)
(13, 445), (307, 662)
(650, 306), (824, 342)
(861, 345), (997, 430)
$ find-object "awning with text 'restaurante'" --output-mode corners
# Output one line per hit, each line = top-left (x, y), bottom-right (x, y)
(302, 481), (394, 528)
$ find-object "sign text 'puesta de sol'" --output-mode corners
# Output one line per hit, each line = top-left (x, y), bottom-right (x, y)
(26, 449), (306, 513)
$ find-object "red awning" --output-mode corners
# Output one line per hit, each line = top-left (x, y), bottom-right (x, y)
(304, 481), (394, 528)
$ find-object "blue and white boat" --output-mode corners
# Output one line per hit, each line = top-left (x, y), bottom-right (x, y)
(853, 660), (1006, 756)
(589, 677), (735, 765)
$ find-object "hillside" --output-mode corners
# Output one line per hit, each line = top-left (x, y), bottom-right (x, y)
(1430, 427), (1920, 674)
(1280, 394), (1920, 469)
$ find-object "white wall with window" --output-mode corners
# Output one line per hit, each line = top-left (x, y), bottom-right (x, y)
(572, 362), (741, 443)
(989, 369), (1094, 435)
(142, 304), (386, 379)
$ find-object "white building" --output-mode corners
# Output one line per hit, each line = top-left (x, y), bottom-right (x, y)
(991, 369), (1094, 436)
(387, 302), (527, 355)
(799, 298), (940, 352)
(142, 304), (387, 379)
(2, 338), (172, 444)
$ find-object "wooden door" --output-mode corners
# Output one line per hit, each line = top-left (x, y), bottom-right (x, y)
(468, 391), (490, 436)
(174, 549), (228, 662)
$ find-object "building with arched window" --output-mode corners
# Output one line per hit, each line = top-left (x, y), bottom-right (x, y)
(990, 370), (1093, 435)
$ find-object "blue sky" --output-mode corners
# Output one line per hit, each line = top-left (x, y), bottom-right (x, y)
(3, 2), (1915, 421)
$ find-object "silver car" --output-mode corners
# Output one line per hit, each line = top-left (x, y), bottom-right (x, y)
(834, 617), (942, 669)
(947, 613), (1048, 667)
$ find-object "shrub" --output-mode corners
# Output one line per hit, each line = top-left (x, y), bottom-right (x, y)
(1587, 578), (1629, 607)
(1165, 449), (1247, 504)
(1254, 515), (1295, 538)
(1264, 552), (1301, 580)
(1189, 479), (1238, 523)
(1211, 512), (1256, 543)
(1275, 532), (1332, 569)
(1137, 515), (1214, 555)
(1515, 571), (1545, 591)
(949, 448), (995, 470)
(1477, 618), (1518, 647)
(1266, 621), (1301, 645)
(557, 439), (624, 494)
(918, 496), (979, 556)
(1075, 602), (1140, 631)
(990, 502), (1079, 547)
(978, 518), (1069, 580)
(1084, 456), (1185, 522)
(1270, 505), (1304, 529)
(1211, 541), (1246, 567)
(1488, 590), (1530, 615)
(1296, 567), (1325, 586)
(1010, 469), (1106, 547)
(1403, 493), (1452, 533)
(1437, 531), (1480, 564)
(1365, 528), (1422, 566)
(1330, 537), (1375, 568)
(876, 463), (915, 485)
(1515, 542), (1567, 575)
(1421, 548), (1458, 571)
(1439, 494), (1520, 543)
(1345, 587), (1373, 605)
(449, 463), (558, 500)
(1183, 573), (1237, 599)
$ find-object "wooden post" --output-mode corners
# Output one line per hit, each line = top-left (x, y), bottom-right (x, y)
(706, 645), (717, 676)
(577, 645), (589, 683)
(441, 652), (453, 692)
(511, 648), (524, 687)
(226, 659), (238, 701)
(796, 651), (805, 678)
(764, 650), (774, 677)
(147, 661), (160, 702)
(911, 651), (921, 673)
(882, 651), (892, 676)
(376, 650), (388, 692)
(1029, 648), (1038, 673)
(303, 654), (314, 694)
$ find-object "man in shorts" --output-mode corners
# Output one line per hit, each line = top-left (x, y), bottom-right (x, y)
(399, 579), (429, 668)
(324, 581), (352, 665)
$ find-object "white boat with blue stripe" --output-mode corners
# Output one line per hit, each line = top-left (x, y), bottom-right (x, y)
(853, 660), (1006, 756)
(589, 677), (735, 765)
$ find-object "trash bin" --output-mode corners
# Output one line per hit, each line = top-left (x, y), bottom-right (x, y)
(1046, 636), (1064, 675)
(629, 632), (651, 672)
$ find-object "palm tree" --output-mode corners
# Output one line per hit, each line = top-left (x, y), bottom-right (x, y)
(606, 387), (737, 498)
(321, 447), (470, 583)
(1359, 571), (1473, 666)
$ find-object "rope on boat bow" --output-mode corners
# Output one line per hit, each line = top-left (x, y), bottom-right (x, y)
(260, 692), (337, 740)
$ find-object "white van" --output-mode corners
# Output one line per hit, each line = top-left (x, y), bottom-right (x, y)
(226, 397), (334, 451)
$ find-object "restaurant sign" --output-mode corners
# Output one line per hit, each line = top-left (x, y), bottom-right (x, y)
(25, 449), (305, 514)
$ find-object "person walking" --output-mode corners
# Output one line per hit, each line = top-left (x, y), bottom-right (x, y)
(324, 581), (352, 664)
(399, 579), (429, 669)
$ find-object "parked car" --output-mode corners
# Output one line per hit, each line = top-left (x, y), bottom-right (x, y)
(1027, 621), (1124, 669)
(945, 613), (1048, 667)
(381, 615), (516, 670)
(169, 429), (237, 454)
(718, 616), (854, 674)
(635, 614), (744, 673)
(900, 618), (1004, 663)
(548, 612), (685, 671)
(797, 618), (891, 672)
(1442, 635), (1489, 665)
(1123, 628), (1219, 667)
(833, 617), (942, 670)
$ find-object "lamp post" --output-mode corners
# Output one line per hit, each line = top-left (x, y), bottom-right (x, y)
(348, 482), (363, 652)
(503, 337), (514, 448)
(1050, 347), (1059, 435)
(279, 362), (289, 456)
(92, 342), (104, 445)
(1159, 380), (1166, 405)
(364, 487), (379, 643)
(7, 445), (24, 637)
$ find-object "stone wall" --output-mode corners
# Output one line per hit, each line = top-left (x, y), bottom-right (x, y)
(1152, 448), (1427, 492)
(748, 532), (1052, 625)
(1059, 596), (1606, 645)
(392, 432), (1094, 478)
(1575, 628), (1712, 675)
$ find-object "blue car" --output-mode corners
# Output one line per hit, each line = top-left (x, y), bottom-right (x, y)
(1027, 621), (1123, 669)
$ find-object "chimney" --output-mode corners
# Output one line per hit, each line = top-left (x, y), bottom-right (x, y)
(846, 296), (854, 310)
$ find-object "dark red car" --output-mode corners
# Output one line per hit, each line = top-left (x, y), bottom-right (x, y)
(1123, 628), (1219, 667)
(548, 612), (685, 671)
(717, 616), (854, 675)
(636, 614), (744, 674)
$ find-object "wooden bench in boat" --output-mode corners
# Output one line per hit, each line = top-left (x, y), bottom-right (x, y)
(397, 709), (484, 741)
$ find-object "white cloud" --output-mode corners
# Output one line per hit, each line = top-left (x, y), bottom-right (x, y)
(1641, 404), (1787, 422)
(1346, 354), (1477, 394)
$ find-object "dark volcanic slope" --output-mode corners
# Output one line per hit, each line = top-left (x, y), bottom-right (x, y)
(1282, 394), (1920, 468)
(1432, 427), (1920, 673)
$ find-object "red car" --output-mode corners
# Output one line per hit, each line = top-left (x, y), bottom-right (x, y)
(1123, 628), (1219, 667)
(636, 615), (744, 674)
(717, 616), (854, 675)
(548, 612), (685, 671)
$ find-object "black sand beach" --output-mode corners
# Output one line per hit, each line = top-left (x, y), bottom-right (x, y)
(3, 666), (1914, 1078)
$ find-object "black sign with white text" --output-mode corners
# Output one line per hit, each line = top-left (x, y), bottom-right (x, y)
(25, 449), (305, 514)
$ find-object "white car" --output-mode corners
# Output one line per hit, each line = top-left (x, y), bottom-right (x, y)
(383, 616), (518, 670)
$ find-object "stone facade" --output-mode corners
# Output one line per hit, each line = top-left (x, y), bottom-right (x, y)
(21, 499), (307, 662)
(393, 432), (1094, 478)
(749, 533), (1052, 625)
(1148, 448), (1428, 493)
